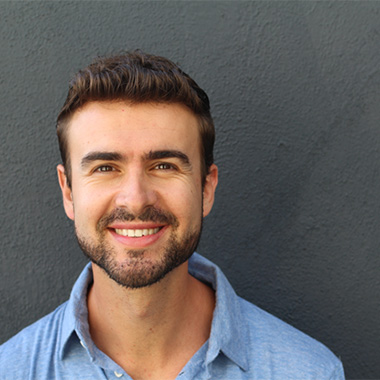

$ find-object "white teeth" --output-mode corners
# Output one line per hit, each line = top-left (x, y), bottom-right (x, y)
(115, 228), (160, 237)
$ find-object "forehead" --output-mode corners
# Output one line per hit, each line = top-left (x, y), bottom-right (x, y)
(67, 101), (201, 158)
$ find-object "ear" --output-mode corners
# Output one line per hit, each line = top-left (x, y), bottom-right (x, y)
(202, 164), (218, 217)
(57, 164), (74, 220)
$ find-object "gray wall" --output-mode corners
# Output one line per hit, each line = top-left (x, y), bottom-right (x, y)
(1, 1), (379, 378)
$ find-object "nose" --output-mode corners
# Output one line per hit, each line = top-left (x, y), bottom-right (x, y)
(114, 169), (157, 216)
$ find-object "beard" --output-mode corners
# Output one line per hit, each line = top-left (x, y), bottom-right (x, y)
(75, 207), (202, 289)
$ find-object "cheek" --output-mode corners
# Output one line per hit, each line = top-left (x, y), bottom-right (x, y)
(163, 181), (202, 204)
(169, 187), (203, 221)
(72, 187), (110, 222)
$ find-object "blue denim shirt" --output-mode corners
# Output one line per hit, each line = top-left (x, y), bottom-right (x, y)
(0, 253), (345, 380)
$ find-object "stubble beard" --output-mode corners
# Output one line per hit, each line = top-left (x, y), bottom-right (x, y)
(75, 207), (202, 289)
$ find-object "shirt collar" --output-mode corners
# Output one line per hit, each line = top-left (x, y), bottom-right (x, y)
(60, 263), (93, 361)
(188, 253), (249, 371)
(59, 253), (249, 371)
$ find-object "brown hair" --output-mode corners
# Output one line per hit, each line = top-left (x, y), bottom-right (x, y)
(56, 51), (215, 187)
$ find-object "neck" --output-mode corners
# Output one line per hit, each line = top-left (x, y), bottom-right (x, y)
(87, 261), (215, 380)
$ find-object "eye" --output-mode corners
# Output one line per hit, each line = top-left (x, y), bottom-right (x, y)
(95, 165), (115, 172)
(154, 163), (176, 170)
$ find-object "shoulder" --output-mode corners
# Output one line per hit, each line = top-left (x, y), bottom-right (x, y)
(0, 302), (68, 378)
(238, 297), (344, 379)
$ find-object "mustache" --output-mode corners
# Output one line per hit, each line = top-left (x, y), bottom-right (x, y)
(97, 207), (179, 230)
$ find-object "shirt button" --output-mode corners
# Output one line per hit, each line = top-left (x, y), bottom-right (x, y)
(80, 340), (86, 348)
(114, 371), (123, 378)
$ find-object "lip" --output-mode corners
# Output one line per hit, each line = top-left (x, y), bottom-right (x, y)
(108, 224), (168, 248)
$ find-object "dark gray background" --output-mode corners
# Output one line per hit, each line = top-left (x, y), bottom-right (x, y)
(1, 1), (379, 379)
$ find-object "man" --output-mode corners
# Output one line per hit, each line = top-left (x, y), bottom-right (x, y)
(0, 51), (345, 379)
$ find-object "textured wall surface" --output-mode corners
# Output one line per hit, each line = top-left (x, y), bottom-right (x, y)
(1, 2), (379, 378)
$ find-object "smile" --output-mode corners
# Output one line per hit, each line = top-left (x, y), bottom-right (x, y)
(114, 227), (161, 237)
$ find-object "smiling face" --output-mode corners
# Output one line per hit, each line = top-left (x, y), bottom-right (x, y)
(57, 101), (218, 288)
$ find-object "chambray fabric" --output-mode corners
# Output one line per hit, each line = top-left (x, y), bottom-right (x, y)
(0, 253), (345, 380)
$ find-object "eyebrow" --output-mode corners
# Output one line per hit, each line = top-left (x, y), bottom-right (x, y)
(80, 150), (191, 168)
(145, 150), (191, 166)
(81, 151), (123, 168)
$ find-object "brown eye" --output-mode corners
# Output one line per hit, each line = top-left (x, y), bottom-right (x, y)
(155, 163), (174, 170)
(95, 166), (114, 172)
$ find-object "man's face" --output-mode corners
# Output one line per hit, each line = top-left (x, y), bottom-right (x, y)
(57, 101), (217, 288)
